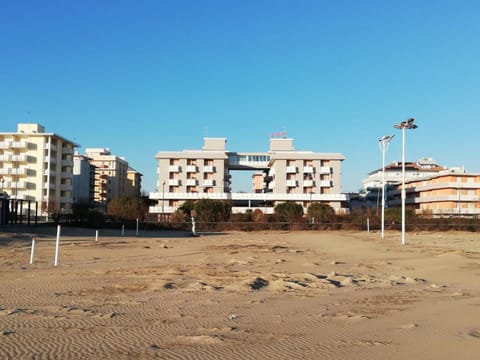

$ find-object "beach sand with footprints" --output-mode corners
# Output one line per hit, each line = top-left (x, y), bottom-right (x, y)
(1, 227), (480, 359)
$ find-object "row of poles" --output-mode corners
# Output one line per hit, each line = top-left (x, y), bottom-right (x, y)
(28, 217), (198, 266)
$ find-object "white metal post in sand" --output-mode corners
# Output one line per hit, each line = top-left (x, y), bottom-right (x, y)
(95, 230), (99, 242)
(29, 236), (36, 265)
(54, 225), (61, 267)
(122, 224), (125, 237)
(136, 218), (139, 237)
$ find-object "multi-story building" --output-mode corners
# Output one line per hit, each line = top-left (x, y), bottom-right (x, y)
(388, 170), (480, 217)
(0, 123), (77, 215)
(73, 152), (95, 205)
(362, 157), (447, 191)
(84, 148), (130, 206)
(126, 167), (142, 197)
(149, 137), (348, 216)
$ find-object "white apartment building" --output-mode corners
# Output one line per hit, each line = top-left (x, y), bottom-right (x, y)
(362, 157), (448, 191)
(149, 137), (348, 216)
(84, 148), (130, 206)
(0, 123), (77, 215)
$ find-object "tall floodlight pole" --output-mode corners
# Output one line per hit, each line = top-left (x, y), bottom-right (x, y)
(378, 135), (394, 238)
(393, 118), (417, 245)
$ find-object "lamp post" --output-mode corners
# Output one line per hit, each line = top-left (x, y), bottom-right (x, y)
(393, 118), (418, 245)
(162, 180), (166, 221)
(378, 135), (394, 239)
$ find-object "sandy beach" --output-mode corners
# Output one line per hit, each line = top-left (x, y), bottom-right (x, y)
(1, 227), (479, 359)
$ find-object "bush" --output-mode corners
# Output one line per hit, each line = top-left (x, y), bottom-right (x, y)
(274, 202), (304, 223)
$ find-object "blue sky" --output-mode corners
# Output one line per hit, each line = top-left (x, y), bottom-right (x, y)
(1, 0), (479, 193)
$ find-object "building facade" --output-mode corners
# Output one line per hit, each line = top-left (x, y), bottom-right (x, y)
(0, 123), (77, 215)
(388, 171), (480, 217)
(84, 148), (131, 206)
(149, 137), (348, 216)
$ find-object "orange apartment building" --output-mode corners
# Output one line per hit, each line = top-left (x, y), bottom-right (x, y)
(388, 171), (480, 217)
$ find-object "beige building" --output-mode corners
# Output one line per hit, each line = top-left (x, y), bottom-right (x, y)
(149, 137), (348, 216)
(84, 148), (130, 206)
(0, 123), (77, 215)
(126, 167), (142, 197)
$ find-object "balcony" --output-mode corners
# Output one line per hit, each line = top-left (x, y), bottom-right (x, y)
(168, 179), (180, 186)
(319, 167), (332, 174)
(186, 179), (197, 186)
(169, 165), (180, 172)
(44, 156), (57, 164)
(61, 159), (73, 167)
(186, 165), (198, 173)
(203, 166), (214, 173)
(0, 168), (11, 175)
(10, 181), (26, 189)
(303, 166), (315, 174)
(286, 180), (298, 187)
(44, 143), (57, 151)
(286, 166), (297, 173)
(203, 179), (215, 187)
(60, 184), (72, 191)
(43, 183), (55, 190)
(43, 169), (56, 176)
(11, 141), (27, 149)
(303, 180), (315, 187)
(0, 141), (11, 149)
(0, 154), (11, 162)
(319, 180), (332, 187)
(11, 154), (27, 162)
(11, 168), (27, 176)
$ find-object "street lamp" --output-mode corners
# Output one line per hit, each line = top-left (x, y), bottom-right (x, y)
(378, 135), (394, 239)
(393, 118), (418, 245)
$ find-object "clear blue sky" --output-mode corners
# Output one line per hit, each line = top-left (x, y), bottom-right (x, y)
(2, 0), (479, 193)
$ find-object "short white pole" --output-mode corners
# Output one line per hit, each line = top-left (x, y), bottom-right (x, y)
(122, 224), (125, 237)
(95, 230), (99, 242)
(54, 225), (61, 267)
(29, 236), (36, 265)
(136, 218), (139, 237)
(367, 218), (370, 233)
(192, 216), (196, 236)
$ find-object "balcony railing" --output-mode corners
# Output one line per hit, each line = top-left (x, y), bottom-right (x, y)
(303, 166), (315, 173)
(168, 179), (180, 186)
(186, 165), (198, 173)
(0, 154), (11, 162)
(44, 143), (57, 151)
(44, 156), (57, 164)
(0, 168), (11, 175)
(319, 180), (332, 187)
(203, 179), (215, 186)
(11, 168), (27, 176)
(319, 167), (332, 174)
(11, 141), (27, 149)
(286, 180), (298, 187)
(303, 180), (314, 187)
(169, 165), (180, 172)
(10, 181), (26, 189)
(286, 166), (297, 173)
(0, 141), (11, 149)
(11, 154), (27, 162)
(186, 179), (197, 186)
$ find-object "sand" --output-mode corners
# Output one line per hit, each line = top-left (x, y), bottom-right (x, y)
(1, 227), (479, 359)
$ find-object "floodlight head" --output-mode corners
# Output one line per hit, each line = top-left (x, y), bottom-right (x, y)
(393, 118), (417, 130)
